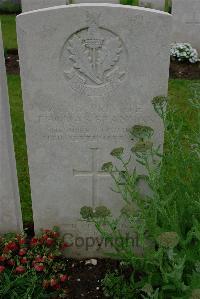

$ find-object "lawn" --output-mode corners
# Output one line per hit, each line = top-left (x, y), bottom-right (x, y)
(0, 14), (17, 50)
(7, 75), (32, 224)
(7, 74), (199, 224)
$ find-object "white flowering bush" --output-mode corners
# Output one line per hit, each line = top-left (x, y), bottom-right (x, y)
(170, 43), (199, 63)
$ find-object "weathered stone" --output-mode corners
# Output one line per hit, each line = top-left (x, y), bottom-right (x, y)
(172, 0), (200, 53)
(21, 0), (67, 12)
(0, 24), (23, 233)
(72, 0), (119, 3)
(17, 4), (171, 257)
(139, 0), (165, 11)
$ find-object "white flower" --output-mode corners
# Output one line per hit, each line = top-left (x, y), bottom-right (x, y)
(170, 43), (200, 63)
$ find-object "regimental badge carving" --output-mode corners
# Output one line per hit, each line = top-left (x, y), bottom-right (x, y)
(60, 13), (128, 95)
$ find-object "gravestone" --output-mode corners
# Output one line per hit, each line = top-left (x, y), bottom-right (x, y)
(172, 0), (200, 53)
(17, 4), (171, 257)
(0, 24), (23, 233)
(139, 0), (165, 11)
(72, 0), (119, 3)
(21, 0), (67, 12)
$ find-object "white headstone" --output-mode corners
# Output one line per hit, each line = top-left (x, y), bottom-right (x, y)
(172, 0), (200, 53)
(17, 4), (171, 257)
(0, 24), (23, 233)
(139, 0), (165, 11)
(72, 0), (119, 3)
(21, 0), (68, 12)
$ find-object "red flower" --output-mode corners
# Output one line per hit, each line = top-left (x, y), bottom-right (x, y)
(0, 255), (5, 262)
(0, 266), (5, 273)
(18, 248), (27, 256)
(34, 263), (45, 272)
(30, 237), (38, 246)
(4, 241), (18, 252)
(61, 242), (70, 249)
(60, 274), (68, 282)
(7, 259), (15, 266)
(52, 232), (60, 238)
(50, 278), (57, 287)
(20, 257), (28, 264)
(43, 235), (49, 240)
(46, 238), (54, 246)
(53, 284), (61, 290)
(19, 238), (26, 245)
(15, 266), (26, 274)
(35, 255), (45, 263)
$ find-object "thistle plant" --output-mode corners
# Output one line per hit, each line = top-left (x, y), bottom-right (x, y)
(81, 94), (200, 298)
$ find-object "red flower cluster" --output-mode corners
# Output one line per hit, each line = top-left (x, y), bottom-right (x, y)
(42, 274), (69, 290)
(0, 227), (70, 295)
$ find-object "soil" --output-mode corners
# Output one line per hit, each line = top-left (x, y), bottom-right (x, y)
(170, 60), (200, 79)
(5, 51), (20, 75)
(67, 258), (120, 299)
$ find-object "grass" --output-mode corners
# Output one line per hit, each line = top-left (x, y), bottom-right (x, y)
(0, 14), (17, 50)
(7, 75), (32, 224)
(6, 75), (199, 225)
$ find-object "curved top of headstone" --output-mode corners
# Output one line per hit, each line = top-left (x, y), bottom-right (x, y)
(72, 0), (119, 3)
(19, 2), (171, 16)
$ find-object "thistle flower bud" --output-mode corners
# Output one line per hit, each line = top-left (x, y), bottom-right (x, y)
(110, 147), (124, 159)
(94, 206), (111, 218)
(129, 125), (154, 141)
(80, 206), (94, 220)
(131, 140), (153, 153)
(157, 232), (179, 249)
(101, 162), (113, 172)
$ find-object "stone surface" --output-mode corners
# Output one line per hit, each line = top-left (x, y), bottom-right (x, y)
(0, 24), (23, 234)
(72, 0), (119, 3)
(21, 0), (67, 12)
(17, 4), (171, 257)
(172, 0), (200, 53)
(139, 0), (165, 11)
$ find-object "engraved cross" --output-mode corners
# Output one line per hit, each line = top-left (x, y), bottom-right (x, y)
(73, 148), (110, 208)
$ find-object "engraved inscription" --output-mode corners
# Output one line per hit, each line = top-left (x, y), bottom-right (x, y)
(39, 108), (136, 141)
(60, 12), (128, 95)
(73, 148), (110, 208)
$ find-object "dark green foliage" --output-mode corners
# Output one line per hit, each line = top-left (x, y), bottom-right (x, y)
(0, 1), (21, 15)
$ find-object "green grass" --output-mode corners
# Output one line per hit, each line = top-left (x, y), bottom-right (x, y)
(6, 75), (199, 225)
(7, 75), (32, 224)
(0, 14), (17, 50)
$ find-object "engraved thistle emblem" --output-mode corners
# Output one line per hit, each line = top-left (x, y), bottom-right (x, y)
(61, 13), (127, 95)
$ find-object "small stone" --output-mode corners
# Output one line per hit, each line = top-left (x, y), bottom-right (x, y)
(85, 259), (98, 266)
